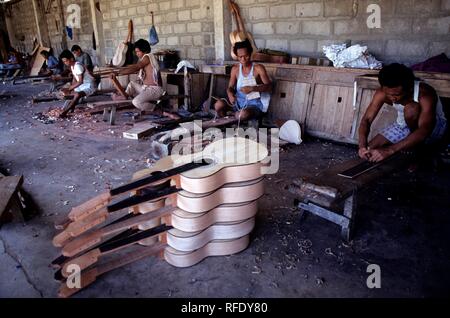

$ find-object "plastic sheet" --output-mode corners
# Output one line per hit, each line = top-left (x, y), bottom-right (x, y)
(323, 44), (382, 69)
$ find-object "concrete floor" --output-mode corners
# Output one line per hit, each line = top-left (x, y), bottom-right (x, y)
(1, 83), (450, 298)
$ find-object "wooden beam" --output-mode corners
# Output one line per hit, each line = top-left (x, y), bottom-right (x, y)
(213, 0), (232, 62)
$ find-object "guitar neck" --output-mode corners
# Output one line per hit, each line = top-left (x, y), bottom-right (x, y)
(98, 242), (166, 276)
(232, 1), (247, 34)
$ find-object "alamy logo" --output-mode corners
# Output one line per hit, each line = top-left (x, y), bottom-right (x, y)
(367, 4), (381, 29)
(366, 264), (381, 289)
(66, 264), (81, 289)
(66, 4), (81, 29)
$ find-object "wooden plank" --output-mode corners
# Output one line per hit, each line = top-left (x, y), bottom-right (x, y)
(274, 68), (314, 83)
(87, 100), (134, 109)
(199, 64), (232, 75)
(122, 123), (161, 140)
(30, 46), (50, 76)
(0, 176), (23, 217)
(356, 75), (450, 98)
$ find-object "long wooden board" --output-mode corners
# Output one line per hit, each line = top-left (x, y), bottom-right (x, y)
(123, 122), (162, 140)
(30, 47), (50, 76)
(0, 175), (23, 218)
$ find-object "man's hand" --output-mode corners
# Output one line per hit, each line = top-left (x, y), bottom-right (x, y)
(51, 75), (61, 81)
(240, 86), (254, 94)
(228, 94), (236, 105)
(367, 147), (395, 162)
(358, 147), (371, 160)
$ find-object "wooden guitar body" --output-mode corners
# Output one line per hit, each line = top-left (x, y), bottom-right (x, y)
(112, 42), (128, 67)
(177, 177), (264, 213)
(171, 200), (258, 232)
(167, 217), (255, 252)
(229, 0), (258, 60)
(133, 137), (268, 194)
(164, 235), (250, 268)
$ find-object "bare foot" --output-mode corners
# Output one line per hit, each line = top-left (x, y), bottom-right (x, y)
(112, 93), (128, 101)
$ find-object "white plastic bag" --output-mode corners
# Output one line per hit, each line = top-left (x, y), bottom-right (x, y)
(279, 120), (302, 145)
(323, 44), (382, 69)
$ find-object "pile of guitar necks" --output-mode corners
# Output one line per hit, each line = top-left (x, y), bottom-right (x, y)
(51, 137), (268, 297)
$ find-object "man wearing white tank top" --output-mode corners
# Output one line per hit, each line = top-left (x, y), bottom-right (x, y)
(58, 50), (96, 118)
(214, 39), (272, 121)
(358, 63), (447, 162)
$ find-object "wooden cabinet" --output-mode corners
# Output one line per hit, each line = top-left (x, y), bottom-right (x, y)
(270, 80), (310, 125)
(306, 84), (356, 143)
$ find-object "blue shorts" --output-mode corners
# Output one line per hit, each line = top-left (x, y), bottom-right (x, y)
(381, 118), (447, 144)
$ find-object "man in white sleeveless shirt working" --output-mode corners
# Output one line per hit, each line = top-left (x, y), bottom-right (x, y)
(58, 49), (96, 118)
(358, 63), (447, 163)
(214, 39), (272, 121)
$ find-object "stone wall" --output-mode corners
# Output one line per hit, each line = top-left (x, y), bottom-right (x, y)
(100, 0), (215, 65)
(237, 0), (450, 65)
(3, 0), (450, 66)
(6, 0), (38, 53)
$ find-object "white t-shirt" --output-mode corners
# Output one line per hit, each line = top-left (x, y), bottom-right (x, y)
(71, 62), (95, 85)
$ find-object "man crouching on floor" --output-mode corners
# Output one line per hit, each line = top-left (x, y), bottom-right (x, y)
(109, 39), (164, 113)
(358, 63), (447, 163)
(58, 49), (96, 118)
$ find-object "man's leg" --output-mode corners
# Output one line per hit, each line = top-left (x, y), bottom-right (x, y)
(110, 75), (129, 99)
(214, 100), (229, 118)
(60, 91), (86, 118)
(368, 134), (392, 149)
(131, 86), (162, 112)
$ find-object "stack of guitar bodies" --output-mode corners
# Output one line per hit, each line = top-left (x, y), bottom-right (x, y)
(51, 137), (268, 297)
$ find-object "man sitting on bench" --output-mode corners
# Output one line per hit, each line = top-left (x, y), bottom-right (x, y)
(58, 50), (96, 118)
(109, 39), (164, 113)
(214, 39), (272, 121)
(358, 63), (447, 163)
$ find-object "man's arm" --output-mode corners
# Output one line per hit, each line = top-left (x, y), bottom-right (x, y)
(226, 65), (238, 104)
(358, 89), (385, 158)
(68, 74), (83, 91)
(253, 64), (272, 93)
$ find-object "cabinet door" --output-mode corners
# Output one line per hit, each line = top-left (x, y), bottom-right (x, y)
(354, 89), (397, 142)
(269, 80), (311, 125)
(306, 84), (355, 142)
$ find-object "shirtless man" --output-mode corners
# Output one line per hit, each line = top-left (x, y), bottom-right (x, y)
(214, 39), (272, 121)
(358, 63), (447, 162)
(110, 39), (163, 112)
